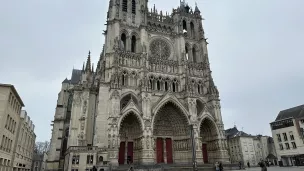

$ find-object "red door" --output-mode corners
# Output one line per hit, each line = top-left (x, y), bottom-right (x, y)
(127, 142), (134, 163)
(202, 143), (208, 163)
(156, 138), (164, 163)
(118, 142), (125, 165)
(166, 138), (173, 164)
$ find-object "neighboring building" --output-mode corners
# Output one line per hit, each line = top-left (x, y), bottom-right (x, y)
(226, 127), (257, 165)
(32, 152), (48, 171)
(46, 0), (230, 170)
(0, 84), (24, 171)
(226, 127), (277, 166)
(0, 84), (36, 171)
(253, 135), (277, 165)
(12, 110), (36, 171)
(270, 104), (304, 166)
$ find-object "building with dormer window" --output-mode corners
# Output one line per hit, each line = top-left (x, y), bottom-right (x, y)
(270, 105), (304, 166)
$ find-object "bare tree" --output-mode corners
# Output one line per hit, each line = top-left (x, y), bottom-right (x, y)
(34, 141), (50, 154)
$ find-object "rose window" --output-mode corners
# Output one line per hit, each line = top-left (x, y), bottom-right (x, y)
(150, 39), (171, 59)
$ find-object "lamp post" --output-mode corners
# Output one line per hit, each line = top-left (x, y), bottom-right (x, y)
(190, 124), (198, 171)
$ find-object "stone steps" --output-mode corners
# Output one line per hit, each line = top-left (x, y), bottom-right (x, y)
(112, 164), (215, 171)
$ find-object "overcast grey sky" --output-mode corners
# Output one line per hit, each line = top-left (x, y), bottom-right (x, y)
(0, 0), (303, 142)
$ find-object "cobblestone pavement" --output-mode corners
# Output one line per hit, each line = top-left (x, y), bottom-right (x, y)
(231, 166), (304, 171)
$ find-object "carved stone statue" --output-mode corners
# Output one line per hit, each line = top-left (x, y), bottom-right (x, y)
(142, 43), (147, 53)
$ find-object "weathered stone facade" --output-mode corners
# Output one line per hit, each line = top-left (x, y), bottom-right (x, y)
(46, 0), (230, 170)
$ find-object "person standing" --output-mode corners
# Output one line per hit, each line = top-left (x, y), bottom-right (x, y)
(259, 160), (267, 171)
(215, 162), (220, 171)
(247, 161), (250, 168)
(219, 162), (223, 171)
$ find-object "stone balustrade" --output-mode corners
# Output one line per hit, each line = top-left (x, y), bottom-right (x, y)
(117, 51), (144, 68)
(66, 146), (98, 154)
(148, 57), (179, 74)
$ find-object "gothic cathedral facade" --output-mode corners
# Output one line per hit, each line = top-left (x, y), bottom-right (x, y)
(46, 0), (230, 170)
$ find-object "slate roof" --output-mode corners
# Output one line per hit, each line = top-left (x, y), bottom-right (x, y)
(225, 127), (253, 138)
(225, 127), (239, 138)
(70, 69), (82, 84)
(62, 78), (70, 84)
(275, 104), (304, 121)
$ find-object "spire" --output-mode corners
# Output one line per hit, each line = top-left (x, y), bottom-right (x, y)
(82, 62), (85, 72)
(97, 52), (102, 71)
(195, 2), (201, 13)
(92, 63), (94, 73)
(85, 51), (91, 72)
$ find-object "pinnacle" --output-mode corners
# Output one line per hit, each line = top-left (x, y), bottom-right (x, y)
(85, 51), (91, 72)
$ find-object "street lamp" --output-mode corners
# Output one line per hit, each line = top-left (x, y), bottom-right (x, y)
(190, 124), (198, 171)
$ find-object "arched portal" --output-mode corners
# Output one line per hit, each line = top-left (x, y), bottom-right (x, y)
(118, 112), (143, 165)
(153, 102), (190, 164)
(200, 117), (219, 163)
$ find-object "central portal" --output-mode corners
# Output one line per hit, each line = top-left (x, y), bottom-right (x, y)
(153, 102), (190, 164)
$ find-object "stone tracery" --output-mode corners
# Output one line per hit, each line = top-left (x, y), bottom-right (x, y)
(149, 39), (171, 59)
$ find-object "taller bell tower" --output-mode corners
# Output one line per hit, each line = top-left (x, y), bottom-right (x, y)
(104, 0), (148, 54)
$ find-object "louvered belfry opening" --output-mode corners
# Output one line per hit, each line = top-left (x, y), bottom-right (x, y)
(132, 0), (136, 14)
(122, 0), (128, 12)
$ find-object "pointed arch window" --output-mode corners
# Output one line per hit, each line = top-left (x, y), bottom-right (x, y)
(190, 22), (195, 38)
(192, 47), (197, 63)
(172, 82), (176, 92)
(131, 35), (136, 53)
(157, 80), (161, 91)
(185, 45), (189, 60)
(122, 71), (128, 86)
(183, 20), (187, 31)
(149, 79), (153, 90)
(121, 33), (127, 51)
(132, 0), (136, 14)
(122, 0), (128, 12)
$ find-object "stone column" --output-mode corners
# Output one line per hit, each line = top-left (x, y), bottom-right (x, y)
(125, 139), (128, 164)
(194, 127), (204, 165)
(163, 138), (167, 163)
(127, 36), (131, 52)
(141, 128), (154, 164)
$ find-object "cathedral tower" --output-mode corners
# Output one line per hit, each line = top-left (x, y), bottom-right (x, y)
(46, 1), (230, 170)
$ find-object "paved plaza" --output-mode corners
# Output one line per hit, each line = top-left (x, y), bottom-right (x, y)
(232, 166), (304, 171)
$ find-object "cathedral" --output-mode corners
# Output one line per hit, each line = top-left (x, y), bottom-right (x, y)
(46, 0), (230, 170)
